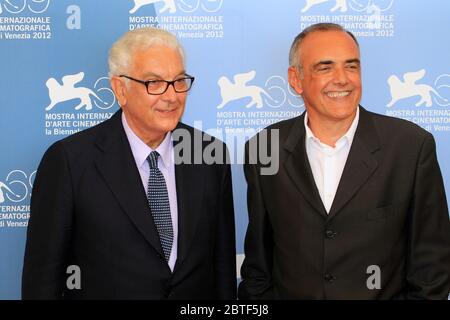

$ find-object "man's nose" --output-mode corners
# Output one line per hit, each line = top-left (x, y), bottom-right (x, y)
(161, 83), (178, 102)
(333, 67), (349, 85)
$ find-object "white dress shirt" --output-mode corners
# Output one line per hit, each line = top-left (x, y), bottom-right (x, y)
(305, 107), (360, 213)
(122, 113), (178, 271)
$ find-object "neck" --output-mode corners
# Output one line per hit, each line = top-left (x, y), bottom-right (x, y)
(130, 127), (166, 149)
(307, 112), (356, 147)
(129, 126), (166, 149)
(145, 135), (166, 149)
(122, 111), (168, 149)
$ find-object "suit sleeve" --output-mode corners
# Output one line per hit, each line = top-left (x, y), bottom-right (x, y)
(22, 141), (74, 299)
(406, 133), (450, 299)
(214, 145), (237, 299)
(238, 141), (274, 300)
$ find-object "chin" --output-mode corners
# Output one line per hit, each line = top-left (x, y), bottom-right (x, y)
(161, 119), (181, 132)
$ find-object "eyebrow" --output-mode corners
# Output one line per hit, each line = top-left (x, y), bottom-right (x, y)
(313, 58), (360, 69)
(345, 58), (361, 65)
(141, 70), (187, 79)
(313, 60), (334, 68)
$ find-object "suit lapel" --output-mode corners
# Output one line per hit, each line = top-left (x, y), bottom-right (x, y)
(328, 107), (380, 218)
(283, 113), (328, 217)
(94, 111), (164, 257)
(173, 124), (204, 271)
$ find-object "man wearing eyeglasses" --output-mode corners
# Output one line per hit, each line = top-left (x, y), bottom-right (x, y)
(22, 28), (237, 300)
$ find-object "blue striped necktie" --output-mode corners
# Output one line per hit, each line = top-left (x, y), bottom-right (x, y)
(147, 151), (173, 262)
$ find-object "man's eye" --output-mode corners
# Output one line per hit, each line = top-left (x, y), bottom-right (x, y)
(147, 80), (163, 87)
(318, 66), (331, 72)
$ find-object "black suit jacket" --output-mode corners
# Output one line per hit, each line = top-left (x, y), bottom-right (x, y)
(22, 110), (236, 299)
(239, 107), (450, 299)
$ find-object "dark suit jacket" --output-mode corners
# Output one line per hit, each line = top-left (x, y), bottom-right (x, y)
(22, 110), (236, 299)
(238, 106), (450, 299)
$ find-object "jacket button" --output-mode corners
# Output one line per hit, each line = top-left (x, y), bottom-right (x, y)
(324, 274), (336, 282)
(325, 230), (336, 239)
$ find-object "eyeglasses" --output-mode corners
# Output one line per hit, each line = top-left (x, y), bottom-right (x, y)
(119, 74), (195, 95)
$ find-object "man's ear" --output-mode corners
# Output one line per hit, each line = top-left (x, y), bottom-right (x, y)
(110, 76), (127, 107)
(288, 66), (303, 95)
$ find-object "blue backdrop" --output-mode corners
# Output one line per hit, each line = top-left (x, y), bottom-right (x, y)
(1, 0), (449, 299)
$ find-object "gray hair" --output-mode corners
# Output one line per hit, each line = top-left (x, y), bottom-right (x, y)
(108, 27), (185, 78)
(288, 23), (359, 68)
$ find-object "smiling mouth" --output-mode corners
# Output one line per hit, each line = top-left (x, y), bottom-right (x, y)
(157, 108), (177, 113)
(326, 91), (351, 98)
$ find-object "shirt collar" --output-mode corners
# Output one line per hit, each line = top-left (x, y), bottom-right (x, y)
(304, 106), (360, 148)
(121, 112), (173, 170)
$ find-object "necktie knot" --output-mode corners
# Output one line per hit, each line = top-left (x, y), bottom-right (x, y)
(148, 151), (160, 169)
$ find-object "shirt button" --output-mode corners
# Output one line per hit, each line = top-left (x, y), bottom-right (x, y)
(324, 274), (336, 282)
(325, 230), (336, 239)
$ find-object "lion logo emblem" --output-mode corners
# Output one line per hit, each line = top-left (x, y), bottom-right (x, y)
(45, 72), (107, 111)
(387, 69), (448, 107)
(301, 0), (393, 13)
(0, 181), (20, 204)
(217, 71), (278, 109)
(129, 0), (176, 14)
(302, 0), (349, 13)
